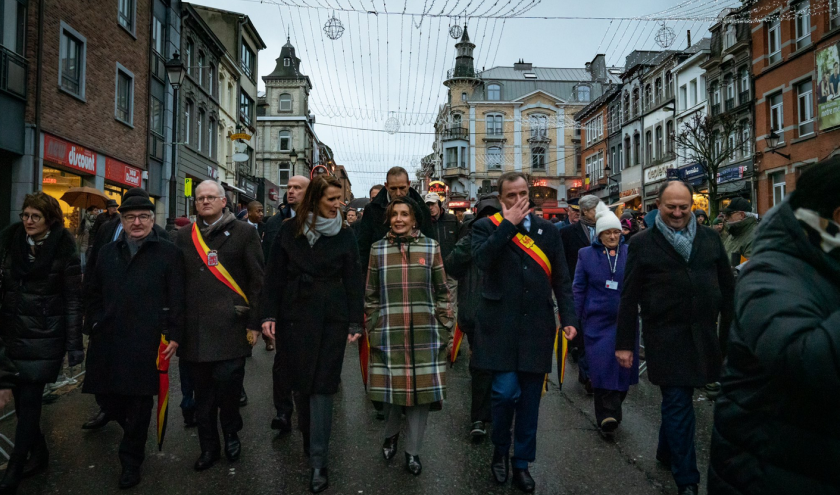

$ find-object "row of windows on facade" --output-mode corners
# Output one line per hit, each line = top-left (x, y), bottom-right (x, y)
(483, 83), (591, 102)
(443, 146), (549, 170)
(449, 113), (551, 138)
(765, 0), (840, 64)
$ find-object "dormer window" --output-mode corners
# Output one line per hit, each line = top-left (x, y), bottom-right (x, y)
(524, 72), (537, 79)
(488, 84), (501, 100)
(284, 57), (291, 67)
(576, 85), (590, 102)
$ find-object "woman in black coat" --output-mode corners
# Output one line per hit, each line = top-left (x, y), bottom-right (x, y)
(708, 161), (840, 494)
(0, 192), (84, 493)
(260, 176), (364, 494)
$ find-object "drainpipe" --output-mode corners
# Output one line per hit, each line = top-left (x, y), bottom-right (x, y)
(32, 0), (46, 192)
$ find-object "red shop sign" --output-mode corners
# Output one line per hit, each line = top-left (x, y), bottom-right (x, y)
(43, 134), (97, 174)
(105, 157), (142, 187)
(448, 200), (470, 208)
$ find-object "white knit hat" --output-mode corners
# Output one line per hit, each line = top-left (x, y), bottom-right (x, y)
(595, 201), (622, 238)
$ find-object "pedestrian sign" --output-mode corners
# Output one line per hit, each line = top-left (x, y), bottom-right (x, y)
(185, 178), (193, 197)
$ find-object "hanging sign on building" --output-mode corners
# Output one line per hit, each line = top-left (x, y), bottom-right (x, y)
(644, 163), (678, 184)
(43, 134), (97, 174)
(105, 157), (142, 187)
(230, 133), (252, 141)
(428, 180), (448, 201)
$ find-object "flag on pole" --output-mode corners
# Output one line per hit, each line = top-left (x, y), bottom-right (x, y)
(156, 335), (171, 451)
(543, 329), (569, 395)
(449, 324), (465, 366)
(358, 331), (370, 389)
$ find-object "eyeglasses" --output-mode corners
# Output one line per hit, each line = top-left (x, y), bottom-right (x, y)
(195, 196), (222, 203)
(19, 213), (43, 223)
(122, 213), (153, 222)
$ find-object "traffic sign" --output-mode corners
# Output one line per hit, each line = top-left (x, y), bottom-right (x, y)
(185, 178), (193, 197)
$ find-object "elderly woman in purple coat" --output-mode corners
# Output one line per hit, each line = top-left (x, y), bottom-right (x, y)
(573, 202), (640, 436)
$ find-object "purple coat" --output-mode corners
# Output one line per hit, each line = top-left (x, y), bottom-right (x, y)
(573, 241), (639, 391)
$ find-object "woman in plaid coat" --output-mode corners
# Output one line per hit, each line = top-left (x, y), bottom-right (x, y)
(365, 196), (453, 476)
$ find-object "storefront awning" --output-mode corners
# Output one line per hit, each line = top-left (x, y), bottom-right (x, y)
(221, 182), (247, 194)
(609, 193), (640, 208)
(541, 207), (567, 215)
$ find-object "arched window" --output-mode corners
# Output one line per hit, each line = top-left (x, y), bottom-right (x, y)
(666, 120), (674, 154)
(645, 130), (653, 163)
(632, 88), (640, 115)
(531, 147), (546, 169)
(487, 147), (502, 169)
(665, 71), (673, 96)
(279, 93), (292, 112)
(623, 92), (631, 120)
(279, 130), (291, 151)
(451, 113), (462, 129)
(724, 24), (737, 49)
(487, 84), (501, 100)
(656, 125), (663, 159)
(654, 78), (662, 100)
(197, 51), (206, 86)
(577, 85), (591, 102)
(644, 85), (652, 108)
(633, 132), (640, 165)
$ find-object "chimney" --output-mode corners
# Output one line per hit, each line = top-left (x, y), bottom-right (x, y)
(687, 30), (692, 49)
(514, 60), (533, 71)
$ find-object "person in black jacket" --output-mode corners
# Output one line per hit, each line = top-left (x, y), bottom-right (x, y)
(80, 189), (171, 431)
(260, 176), (364, 493)
(443, 194), (500, 440)
(471, 172), (579, 493)
(0, 192), (84, 493)
(615, 181), (735, 495)
(261, 175), (310, 434)
(83, 191), (183, 489)
(423, 192), (460, 261)
(175, 180), (264, 472)
(708, 161), (840, 494)
(355, 167), (434, 274)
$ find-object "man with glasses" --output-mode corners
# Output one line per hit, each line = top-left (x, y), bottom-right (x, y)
(83, 187), (184, 489)
(175, 180), (264, 472)
(81, 188), (171, 431)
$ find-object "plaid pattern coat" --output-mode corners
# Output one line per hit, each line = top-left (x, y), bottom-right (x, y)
(365, 232), (453, 406)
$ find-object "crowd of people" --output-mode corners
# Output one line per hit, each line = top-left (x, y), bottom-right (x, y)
(0, 159), (837, 495)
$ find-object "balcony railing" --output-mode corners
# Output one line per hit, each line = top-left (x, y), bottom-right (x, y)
(0, 45), (27, 99)
(739, 90), (750, 105)
(447, 66), (478, 79)
(442, 127), (469, 141)
(725, 98), (735, 111)
(711, 103), (721, 116)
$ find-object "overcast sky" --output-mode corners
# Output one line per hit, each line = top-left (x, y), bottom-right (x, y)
(192, 0), (736, 195)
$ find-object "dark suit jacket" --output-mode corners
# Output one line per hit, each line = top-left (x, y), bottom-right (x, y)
(262, 204), (294, 262)
(558, 221), (591, 278)
(615, 223), (735, 387)
(470, 214), (579, 374)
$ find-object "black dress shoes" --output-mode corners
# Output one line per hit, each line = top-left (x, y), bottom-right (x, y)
(239, 389), (248, 407)
(404, 453), (422, 476)
(193, 451), (220, 471)
(0, 454), (24, 494)
(118, 466), (141, 490)
(22, 434), (48, 478)
(271, 413), (292, 433)
(381, 433), (399, 461)
(512, 468), (535, 493)
(81, 409), (112, 430)
(224, 433), (241, 461)
(309, 468), (329, 493)
(678, 485), (699, 495)
(182, 407), (197, 428)
(491, 449), (509, 484)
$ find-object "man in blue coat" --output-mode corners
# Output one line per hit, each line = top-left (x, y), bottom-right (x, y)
(471, 172), (579, 493)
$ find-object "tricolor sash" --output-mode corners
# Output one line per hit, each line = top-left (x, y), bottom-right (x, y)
(489, 213), (552, 278)
(191, 223), (249, 304)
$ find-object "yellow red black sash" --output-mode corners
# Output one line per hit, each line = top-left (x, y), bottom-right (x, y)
(191, 223), (249, 304)
(489, 212), (552, 279)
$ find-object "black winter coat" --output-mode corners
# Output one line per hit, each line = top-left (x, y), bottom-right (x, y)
(558, 221), (591, 277)
(83, 229), (185, 396)
(444, 225), (480, 334)
(470, 214), (579, 374)
(708, 201), (840, 494)
(615, 222), (735, 387)
(175, 213), (264, 363)
(0, 223), (83, 384)
(262, 204), (294, 261)
(356, 188), (434, 273)
(259, 221), (364, 395)
(430, 211), (460, 262)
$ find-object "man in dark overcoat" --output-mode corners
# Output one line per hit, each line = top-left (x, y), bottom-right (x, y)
(83, 191), (183, 489)
(615, 180), (735, 495)
(471, 172), (579, 493)
(175, 180), (264, 472)
(80, 188), (171, 431)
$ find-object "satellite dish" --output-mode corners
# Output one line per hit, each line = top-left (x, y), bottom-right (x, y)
(233, 152), (249, 162)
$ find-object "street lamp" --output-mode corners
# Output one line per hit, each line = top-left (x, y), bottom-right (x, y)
(765, 130), (791, 159)
(289, 148), (297, 176)
(165, 52), (187, 230)
(603, 164), (620, 187)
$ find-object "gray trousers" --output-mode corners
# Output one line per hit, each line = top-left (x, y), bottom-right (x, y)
(302, 394), (334, 469)
(382, 403), (430, 456)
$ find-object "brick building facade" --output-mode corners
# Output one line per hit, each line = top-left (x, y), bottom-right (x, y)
(752, 0), (840, 214)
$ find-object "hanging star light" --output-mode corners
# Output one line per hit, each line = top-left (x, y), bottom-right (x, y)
(385, 112), (400, 135)
(449, 24), (463, 39)
(655, 22), (676, 49)
(324, 12), (345, 40)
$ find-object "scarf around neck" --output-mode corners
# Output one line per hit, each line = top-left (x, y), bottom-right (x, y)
(655, 212), (697, 262)
(795, 208), (840, 260)
(303, 212), (343, 246)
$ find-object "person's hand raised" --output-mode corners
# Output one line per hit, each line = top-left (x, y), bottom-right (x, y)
(502, 196), (530, 227)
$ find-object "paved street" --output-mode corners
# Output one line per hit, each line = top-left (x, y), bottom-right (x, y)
(0, 342), (714, 495)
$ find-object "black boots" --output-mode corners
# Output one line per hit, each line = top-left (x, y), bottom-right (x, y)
(0, 454), (25, 494)
(404, 453), (422, 476)
(224, 433), (241, 461)
(381, 433), (399, 461)
(309, 468), (329, 493)
(22, 434), (48, 478)
(512, 468), (536, 493)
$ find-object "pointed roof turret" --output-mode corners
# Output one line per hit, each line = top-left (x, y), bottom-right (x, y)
(263, 37), (311, 87)
(460, 25), (470, 43)
(444, 24), (480, 85)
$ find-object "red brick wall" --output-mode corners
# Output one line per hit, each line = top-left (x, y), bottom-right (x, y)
(25, 0), (150, 169)
(752, 0), (840, 214)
